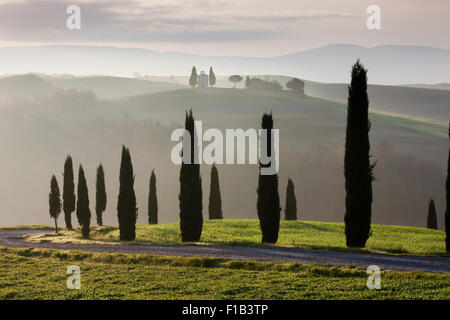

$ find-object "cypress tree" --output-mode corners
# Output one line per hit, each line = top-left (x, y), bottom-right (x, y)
(257, 112), (281, 243)
(189, 66), (198, 88)
(344, 60), (375, 248)
(148, 169), (158, 224)
(95, 163), (107, 226)
(62, 155), (75, 230)
(427, 198), (438, 230)
(76, 165), (91, 238)
(209, 67), (216, 87)
(179, 110), (203, 242)
(284, 178), (297, 221)
(208, 164), (223, 220)
(117, 146), (138, 241)
(445, 121), (449, 251)
(49, 175), (61, 233)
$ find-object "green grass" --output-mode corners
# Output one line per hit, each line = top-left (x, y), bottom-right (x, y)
(0, 246), (448, 300)
(30, 220), (448, 257)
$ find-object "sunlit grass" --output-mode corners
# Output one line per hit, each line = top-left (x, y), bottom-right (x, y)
(26, 220), (448, 256)
(0, 246), (448, 300)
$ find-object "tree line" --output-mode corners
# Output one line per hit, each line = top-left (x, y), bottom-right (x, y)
(48, 116), (297, 243)
(188, 66), (304, 94)
(49, 60), (450, 252)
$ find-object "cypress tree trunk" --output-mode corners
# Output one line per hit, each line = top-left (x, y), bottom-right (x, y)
(445, 122), (449, 252)
(344, 60), (375, 248)
(427, 198), (438, 230)
(63, 155), (75, 230)
(179, 110), (203, 242)
(117, 146), (138, 241)
(257, 112), (281, 243)
(148, 169), (158, 224)
(76, 165), (91, 238)
(284, 178), (297, 221)
(208, 164), (223, 219)
(96, 163), (107, 226)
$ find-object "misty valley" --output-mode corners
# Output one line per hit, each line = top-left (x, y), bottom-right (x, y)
(0, 73), (447, 230)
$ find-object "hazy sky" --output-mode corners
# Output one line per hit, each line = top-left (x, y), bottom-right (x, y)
(0, 0), (449, 56)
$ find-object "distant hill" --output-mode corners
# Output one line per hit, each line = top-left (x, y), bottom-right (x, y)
(0, 44), (449, 84)
(47, 76), (184, 99)
(0, 74), (57, 102)
(403, 83), (450, 91)
(122, 74), (450, 122)
(0, 74), (184, 102)
(304, 82), (450, 122)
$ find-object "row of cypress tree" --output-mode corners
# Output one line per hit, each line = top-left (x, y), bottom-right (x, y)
(49, 141), (243, 241)
(51, 151), (164, 239)
(49, 158), (107, 238)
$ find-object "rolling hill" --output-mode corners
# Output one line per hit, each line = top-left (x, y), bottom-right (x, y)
(0, 76), (447, 230)
(0, 74), (184, 102)
(304, 82), (450, 122)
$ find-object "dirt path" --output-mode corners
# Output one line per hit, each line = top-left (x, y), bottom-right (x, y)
(1, 229), (449, 273)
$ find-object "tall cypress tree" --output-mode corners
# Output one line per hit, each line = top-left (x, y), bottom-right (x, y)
(49, 175), (61, 233)
(209, 67), (216, 87)
(257, 112), (281, 243)
(63, 155), (75, 230)
(189, 67), (198, 88)
(445, 121), (449, 252)
(95, 163), (107, 226)
(427, 198), (438, 230)
(344, 60), (375, 248)
(76, 165), (91, 238)
(117, 146), (138, 241)
(284, 178), (297, 221)
(148, 169), (158, 224)
(208, 164), (223, 220)
(179, 110), (203, 242)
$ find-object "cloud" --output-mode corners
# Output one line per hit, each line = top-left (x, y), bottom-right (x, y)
(0, 0), (355, 43)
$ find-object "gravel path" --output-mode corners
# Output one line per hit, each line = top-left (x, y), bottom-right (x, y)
(1, 229), (449, 273)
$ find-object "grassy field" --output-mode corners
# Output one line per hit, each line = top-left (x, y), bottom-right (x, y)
(27, 220), (448, 256)
(1, 246), (449, 300)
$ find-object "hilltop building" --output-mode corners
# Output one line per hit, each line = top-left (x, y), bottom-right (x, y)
(198, 71), (208, 88)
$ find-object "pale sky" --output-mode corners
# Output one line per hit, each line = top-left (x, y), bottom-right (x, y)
(0, 0), (449, 56)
